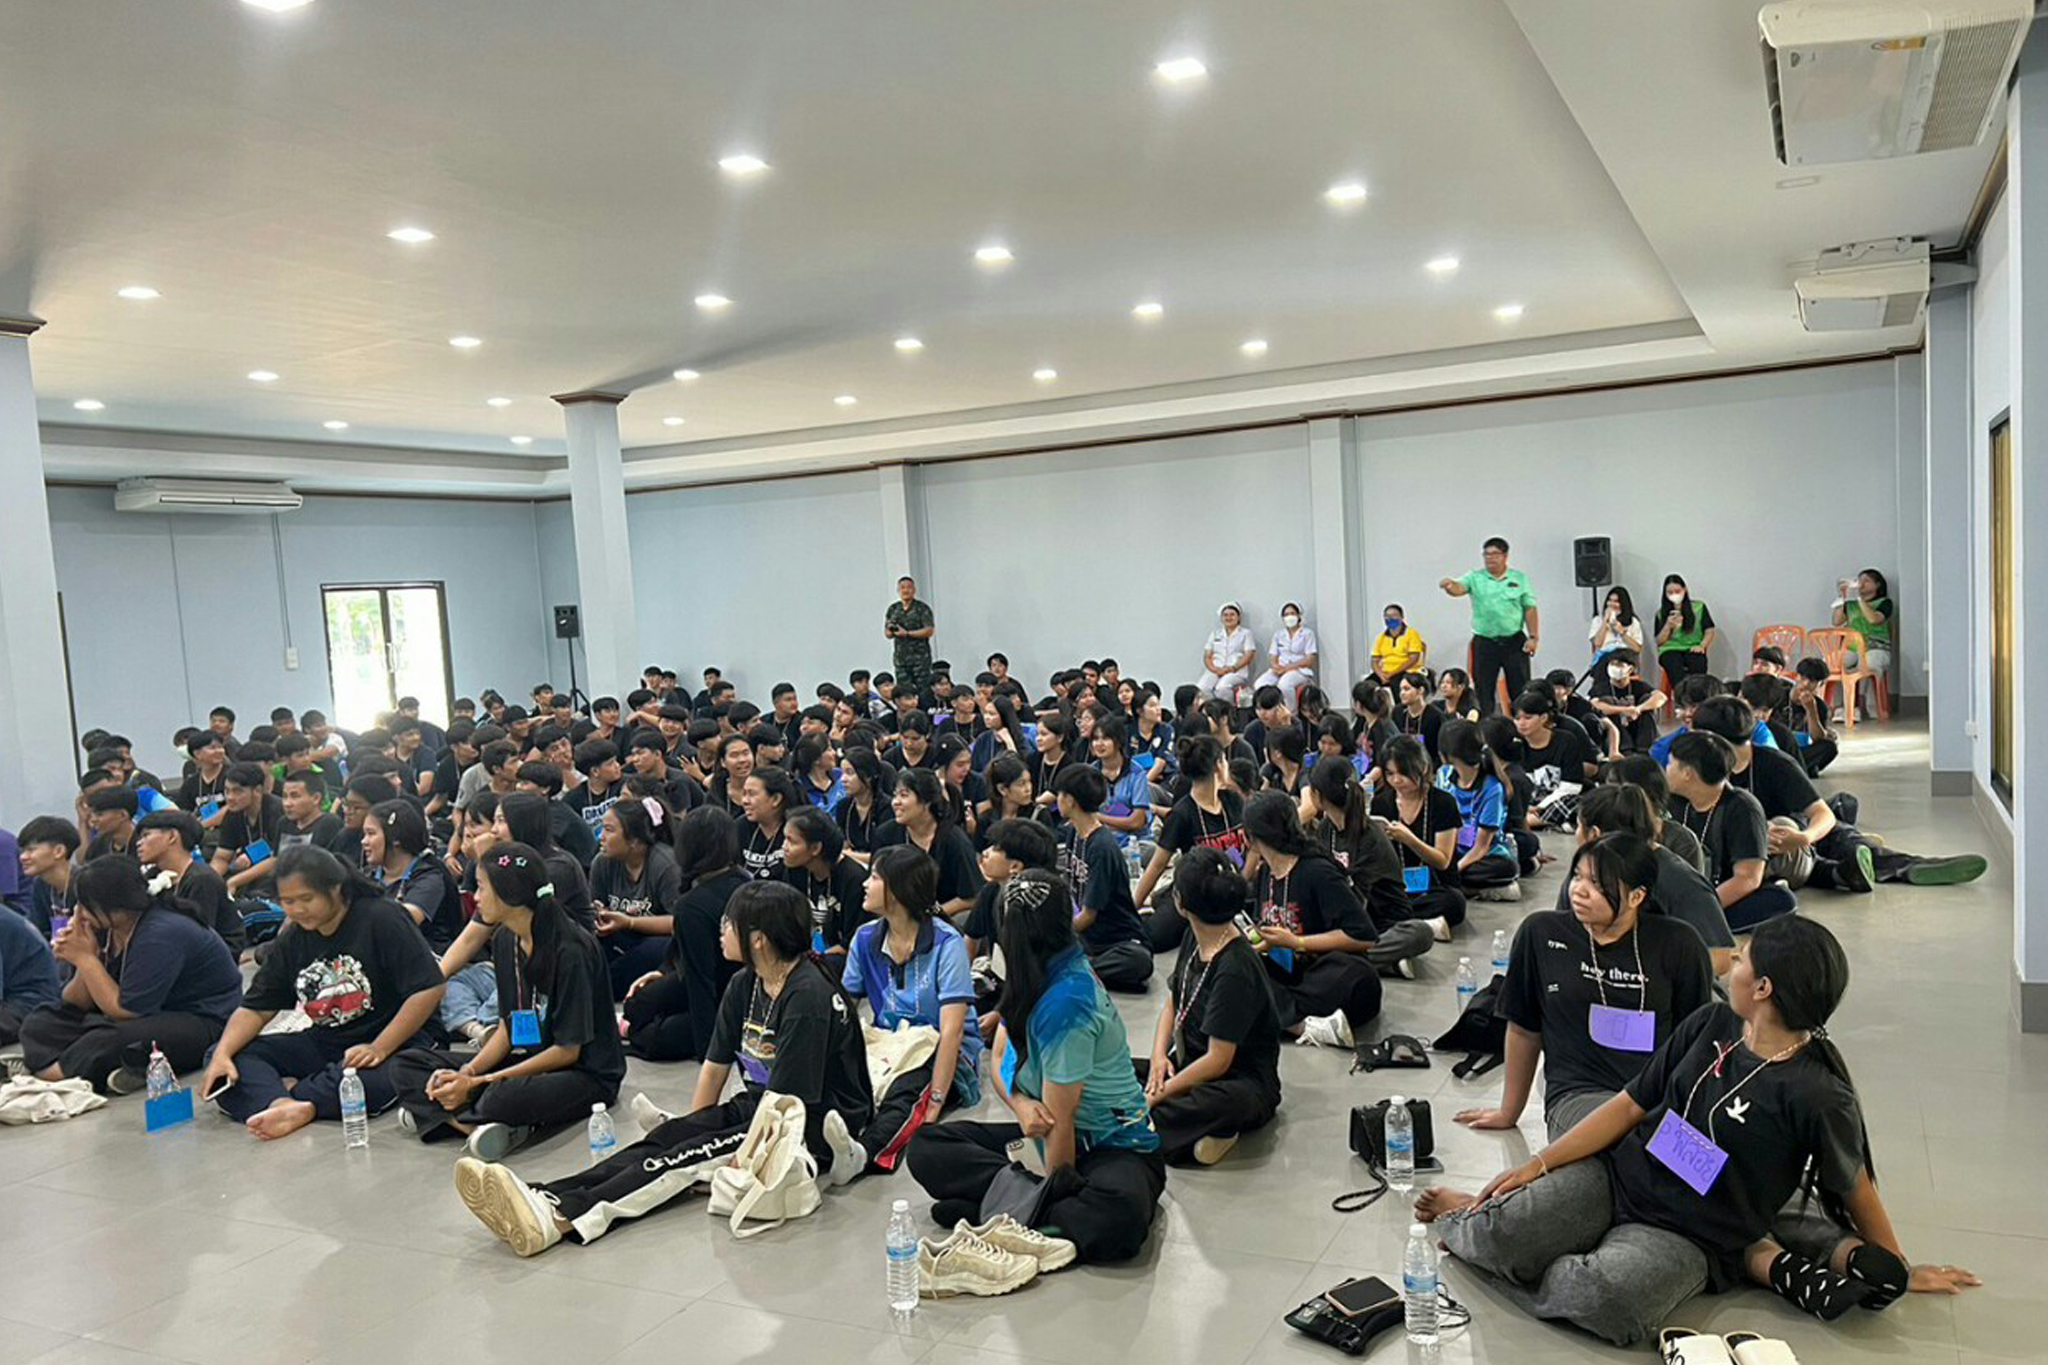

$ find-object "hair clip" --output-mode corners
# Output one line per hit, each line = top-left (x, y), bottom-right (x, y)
(535, 883), (554, 898)
(1809, 1025), (1829, 1042)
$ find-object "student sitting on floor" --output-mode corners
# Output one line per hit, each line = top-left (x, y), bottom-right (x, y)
(200, 845), (445, 1140)
(1450, 832), (1715, 1141)
(1559, 785), (1734, 976)
(1299, 756), (1434, 976)
(875, 768), (984, 919)
(389, 842), (625, 1161)
(1588, 649), (1665, 755)
(453, 879), (873, 1256)
(1049, 766), (1153, 992)
(589, 795), (684, 999)
(779, 806), (870, 966)
(134, 809), (243, 951)
(1139, 847), (1283, 1166)
(0, 890), (60, 1046)
(621, 806), (746, 1062)
(19, 858), (241, 1093)
(1416, 917), (1979, 1348)
(838, 845), (982, 1172)
(1242, 789), (1382, 1049)
(1369, 736), (1466, 942)
(1664, 732), (1798, 932)
(1436, 720), (1523, 902)
(906, 870), (1166, 1267)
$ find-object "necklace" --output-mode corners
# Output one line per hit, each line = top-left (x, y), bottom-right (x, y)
(1683, 1032), (1809, 1143)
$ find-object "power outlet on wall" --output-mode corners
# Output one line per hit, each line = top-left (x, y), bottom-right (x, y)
(284, 646), (300, 670)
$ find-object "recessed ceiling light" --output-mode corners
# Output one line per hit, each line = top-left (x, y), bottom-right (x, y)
(449, 335), (482, 348)
(662, 416), (686, 427)
(974, 244), (1014, 267)
(242, 0), (314, 12)
(1324, 181), (1368, 206)
(1033, 367), (1058, 382)
(694, 293), (732, 312)
(717, 153), (769, 176)
(1132, 300), (1165, 319)
(73, 399), (105, 412)
(510, 435), (533, 446)
(116, 285), (160, 301)
(323, 420), (349, 431)
(1425, 255), (1461, 276)
(834, 394), (858, 407)
(483, 396), (511, 408)
(1493, 303), (1525, 322)
(894, 336), (924, 352)
(247, 370), (280, 383)
(387, 226), (435, 244)
(672, 368), (700, 382)
(1154, 56), (1207, 83)
(1240, 339), (1268, 357)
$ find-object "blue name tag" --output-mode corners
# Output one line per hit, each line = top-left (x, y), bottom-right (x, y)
(812, 930), (829, 954)
(145, 1087), (194, 1133)
(244, 839), (273, 864)
(199, 800), (222, 820)
(508, 1009), (542, 1047)
(1403, 866), (1431, 893)
(136, 788), (174, 815)
(1645, 1109), (1728, 1195)
(1268, 946), (1296, 974)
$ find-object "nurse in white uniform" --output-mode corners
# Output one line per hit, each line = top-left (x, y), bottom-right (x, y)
(1196, 602), (1257, 700)
(1254, 601), (1319, 709)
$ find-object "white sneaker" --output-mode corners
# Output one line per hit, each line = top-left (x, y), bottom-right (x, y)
(965, 1214), (1077, 1272)
(1191, 1132), (1241, 1166)
(1472, 881), (1523, 903)
(820, 1108), (867, 1188)
(1426, 915), (1453, 943)
(454, 1157), (561, 1257)
(629, 1092), (673, 1132)
(457, 1020), (493, 1047)
(1295, 1011), (1354, 1049)
(1394, 957), (1419, 981)
(919, 1227), (1040, 1297)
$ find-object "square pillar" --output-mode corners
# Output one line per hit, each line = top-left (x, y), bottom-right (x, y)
(1923, 288), (1974, 793)
(554, 391), (639, 700)
(1306, 416), (1365, 687)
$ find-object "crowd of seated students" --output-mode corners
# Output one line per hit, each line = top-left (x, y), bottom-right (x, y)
(0, 593), (1991, 1325)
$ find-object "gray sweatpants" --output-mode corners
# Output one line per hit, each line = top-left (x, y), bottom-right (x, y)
(1365, 919), (1434, 972)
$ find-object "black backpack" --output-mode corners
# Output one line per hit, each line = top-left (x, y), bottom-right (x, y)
(1433, 974), (1507, 1078)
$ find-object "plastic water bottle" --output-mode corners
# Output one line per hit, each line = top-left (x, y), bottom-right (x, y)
(1384, 1095), (1415, 1192)
(1491, 929), (1511, 978)
(1124, 842), (1144, 882)
(1455, 956), (1478, 1012)
(886, 1198), (920, 1315)
(1404, 1222), (1441, 1345)
(338, 1067), (368, 1149)
(587, 1103), (617, 1163)
(144, 1044), (176, 1101)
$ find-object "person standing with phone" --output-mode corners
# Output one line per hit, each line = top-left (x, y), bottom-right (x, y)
(1440, 537), (1539, 717)
(885, 576), (936, 699)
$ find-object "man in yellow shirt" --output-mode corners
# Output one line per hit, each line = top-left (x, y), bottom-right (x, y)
(1369, 603), (1428, 684)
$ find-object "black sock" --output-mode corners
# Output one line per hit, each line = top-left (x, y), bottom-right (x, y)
(1767, 1249), (1868, 1321)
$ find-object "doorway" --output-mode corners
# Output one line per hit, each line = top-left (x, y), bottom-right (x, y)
(321, 583), (453, 730)
(1991, 416), (2014, 807)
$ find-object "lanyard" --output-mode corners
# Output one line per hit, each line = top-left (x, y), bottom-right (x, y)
(1583, 918), (1648, 1012)
(1682, 1034), (1807, 1143)
(1172, 945), (1220, 1059)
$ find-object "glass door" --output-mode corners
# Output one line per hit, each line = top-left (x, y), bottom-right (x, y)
(321, 583), (453, 730)
(1991, 418), (2015, 807)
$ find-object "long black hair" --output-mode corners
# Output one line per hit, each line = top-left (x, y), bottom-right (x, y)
(839, 745), (891, 807)
(1660, 574), (1698, 635)
(477, 840), (572, 983)
(1242, 789), (1331, 864)
(1305, 755), (1370, 829)
(497, 792), (559, 853)
(995, 868), (1079, 1065)
(274, 842), (384, 905)
(1606, 585), (1637, 629)
(675, 805), (740, 886)
(895, 767), (952, 827)
(1747, 915), (1872, 1223)
(75, 857), (204, 926)
(985, 753), (1032, 820)
(1566, 832), (1662, 924)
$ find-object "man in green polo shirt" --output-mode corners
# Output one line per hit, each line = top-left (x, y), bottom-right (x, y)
(1439, 536), (1540, 717)
(885, 575), (936, 697)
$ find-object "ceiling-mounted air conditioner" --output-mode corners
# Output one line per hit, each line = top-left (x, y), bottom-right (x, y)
(114, 478), (304, 514)
(1794, 238), (1931, 331)
(1759, 0), (2033, 165)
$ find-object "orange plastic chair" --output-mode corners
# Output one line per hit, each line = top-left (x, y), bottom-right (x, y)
(1806, 628), (1877, 728)
(1751, 624), (1806, 665)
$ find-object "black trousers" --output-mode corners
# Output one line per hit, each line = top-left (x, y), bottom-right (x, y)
(388, 1045), (616, 1139)
(1269, 952), (1382, 1030)
(537, 1092), (775, 1243)
(602, 933), (668, 1002)
(1142, 904), (1189, 954)
(1457, 854), (1519, 890)
(1085, 938), (1153, 993)
(1412, 883), (1468, 928)
(1801, 736), (1839, 776)
(212, 1028), (417, 1122)
(0, 999), (29, 1047)
(905, 1119), (1167, 1265)
(19, 1005), (223, 1093)
(1132, 1058), (1278, 1165)
(1508, 829), (1541, 878)
(1470, 633), (1530, 717)
(622, 974), (705, 1061)
(1659, 649), (1710, 693)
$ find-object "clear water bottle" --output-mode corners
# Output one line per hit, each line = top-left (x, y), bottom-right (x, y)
(1491, 929), (1511, 978)
(1455, 956), (1478, 1012)
(587, 1102), (617, 1163)
(1124, 842), (1144, 881)
(1383, 1095), (1415, 1192)
(886, 1198), (920, 1314)
(1403, 1222), (1441, 1345)
(144, 1044), (176, 1101)
(338, 1067), (368, 1149)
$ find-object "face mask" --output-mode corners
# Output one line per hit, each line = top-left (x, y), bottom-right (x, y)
(1667, 593), (1684, 604)
(1283, 614), (1301, 629)
(1607, 665), (1630, 682)
(1384, 618), (1402, 633)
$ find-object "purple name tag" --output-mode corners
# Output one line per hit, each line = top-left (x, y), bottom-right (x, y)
(1645, 1110), (1727, 1196)
(1589, 1004), (1656, 1053)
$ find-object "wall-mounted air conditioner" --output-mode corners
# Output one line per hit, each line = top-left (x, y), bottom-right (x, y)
(113, 478), (304, 514)
(1760, 1), (2033, 165)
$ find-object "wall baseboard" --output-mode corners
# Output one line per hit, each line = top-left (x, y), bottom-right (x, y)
(1973, 778), (2015, 859)
(1932, 770), (1974, 797)
(2016, 975), (2048, 1035)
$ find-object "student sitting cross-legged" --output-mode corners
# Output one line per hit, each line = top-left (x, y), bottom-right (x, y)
(1050, 766), (1153, 992)
(389, 842), (624, 1161)
(453, 879), (874, 1256)
(1138, 847), (1283, 1166)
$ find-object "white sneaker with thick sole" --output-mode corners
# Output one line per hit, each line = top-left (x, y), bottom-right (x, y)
(965, 1214), (1077, 1272)
(1295, 1011), (1354, 1049)
(1426, 915), (1453, 943)
(820, 1108), (867, 1188)
(1471, 881), (1523, 903)
(629, 1092), (673, 1132)
(918, 1228), (1040, 1297)
(454, 1156), (561, 1257)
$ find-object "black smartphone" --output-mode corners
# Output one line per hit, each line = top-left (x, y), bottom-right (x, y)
(1323, 1275), (1399, 1319)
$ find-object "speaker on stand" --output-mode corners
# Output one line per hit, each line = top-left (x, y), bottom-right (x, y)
(1572, 538), (1614, 693)
(553, 605), (586, 709)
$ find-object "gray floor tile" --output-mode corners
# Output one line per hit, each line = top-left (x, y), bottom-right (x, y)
(304, 1272), (689, 1365)
(0, 1321), (75, 1365)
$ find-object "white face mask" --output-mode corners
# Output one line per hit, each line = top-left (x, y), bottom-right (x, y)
(1282, 613), (1301, 629)
(1667, 592), (1685, 604)
(1607, 664), (1630, 682)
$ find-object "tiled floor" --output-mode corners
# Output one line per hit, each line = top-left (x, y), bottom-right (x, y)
(4, 723), (2040, 1365)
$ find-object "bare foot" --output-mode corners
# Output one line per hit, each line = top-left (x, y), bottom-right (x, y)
(1414, 1187), (1478, 1223)
(247, 1098), (318, 1140)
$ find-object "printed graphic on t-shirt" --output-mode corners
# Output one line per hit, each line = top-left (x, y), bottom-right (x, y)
(603, 894), (654, 918)
(296, 955), (374, 1027)
(1198, 825), (1248, 868)
(1257, 886), (1305, 937)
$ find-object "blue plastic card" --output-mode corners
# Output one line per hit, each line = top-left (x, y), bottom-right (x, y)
(1268, 946), (1296, 974)
(136, 787), (174, 815)
(243, 839), (273, 864)
(508, 1009), (542, 1047)
(199, 800), (222, 820)
(812, 930), (829, 954)
(145, 1087), (194, 1133)
(1403, 866), (1430, 893)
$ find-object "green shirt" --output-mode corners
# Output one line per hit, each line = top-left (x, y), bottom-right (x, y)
(1845, 596), (1893, 649)
(1460, 568), (1537, 639)
(886, 597), (935, 688)
(1656, 600), (1715, 652)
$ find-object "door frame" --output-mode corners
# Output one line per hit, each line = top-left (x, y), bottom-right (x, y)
(1990, 412), (2015, 809)
(319, 581), (456, 725)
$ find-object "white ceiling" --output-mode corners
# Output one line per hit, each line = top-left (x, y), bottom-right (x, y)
(3, 0), (2000, 493)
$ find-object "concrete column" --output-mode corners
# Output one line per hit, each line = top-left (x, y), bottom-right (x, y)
(2008, 34), (2048, 1031)
(1923, 288), (1974, 794)
(553, 391), (639, 699)
(876, 464), (929, 588)
(1892, 351), (1928, 700)
(1306, 417), (1365, 687)
(0, 317), (81, 822)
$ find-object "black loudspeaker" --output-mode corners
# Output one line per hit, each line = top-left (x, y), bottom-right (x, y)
(1573, 537), (1612, 588)
(553, 605), (580, 640)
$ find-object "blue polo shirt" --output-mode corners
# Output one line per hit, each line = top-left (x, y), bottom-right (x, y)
(0, 906), (59, 1011)
(842, 916), (982, 1104)
(1652, 721), (1778, 767)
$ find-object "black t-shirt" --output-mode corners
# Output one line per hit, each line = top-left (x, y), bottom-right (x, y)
(1550, 846), (1735, 953)
(872, 821), (984, 907)
(104, 908), (244, 1022)
(83, 832), (136, 864)
(242, 895), (443, 1046)
(429, 753), (462, 803)
(1669, 787), (1769, 887)
(1732, 745), (1821, 821)
(1521, 723), (1601, 793)
(964, 879), (1004, 946)
(550, 801), (600, 868)
(281, 812), (344, 853)
(708, 960), (873, 1127)
(1308, 812), (1409, 933)
(589, 844), (685, 924)
(1611, 1004), (1866, 1287)
(544, 849), (596, 930)
(1371, 785), (1462, 888)
(1169, 933), (1282, 1102)
(1498, 910), (1715, 1105)
(1058, 823), (1146, 951)
(1251, 853), (1374, 983)
(1397, 705), (1445, 763)
(1590, 677), (1660, 750)
(219, 796), (287, 893)
(177, 768), (229, 814)
(379, 854), (459, 953)
(174, 860), (244, 951)
(672, 869), (747, 1047)
(739, 819), (787, 881)
(836, 795), (887, 856)
(491, 923), (626, 1091)
(781, 856), (870, 953)
(1155, 790), (1248, 868)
